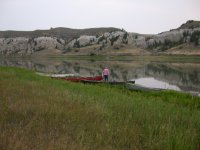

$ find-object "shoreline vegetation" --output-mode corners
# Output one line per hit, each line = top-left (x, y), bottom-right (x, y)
(0, 67), (200, 149)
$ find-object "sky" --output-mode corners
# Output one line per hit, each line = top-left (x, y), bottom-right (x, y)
(0, 0), (200, 34)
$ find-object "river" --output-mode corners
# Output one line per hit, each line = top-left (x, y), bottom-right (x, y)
(1, 56), (200, 96)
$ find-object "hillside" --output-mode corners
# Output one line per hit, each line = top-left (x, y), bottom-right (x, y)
(0, 21), (200, 56)
(0, 27), (120, 41)
(178, 20), (200, 30)
(1, 67), (200, 149)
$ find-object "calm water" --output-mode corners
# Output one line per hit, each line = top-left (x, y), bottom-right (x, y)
(1, 57), (200, 95)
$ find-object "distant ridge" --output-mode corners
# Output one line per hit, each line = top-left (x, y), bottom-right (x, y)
(0, 27), (120, 41)
(0, 20), (200, 56)
(178, 20), (200, 29)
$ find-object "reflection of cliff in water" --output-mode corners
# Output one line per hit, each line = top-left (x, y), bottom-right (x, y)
(1, 58), (200, 92)
(145, 63), (200, 92)
(0, 58), (147, 81)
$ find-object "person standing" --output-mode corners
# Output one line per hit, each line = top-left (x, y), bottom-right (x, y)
(102, 67), (110, 82)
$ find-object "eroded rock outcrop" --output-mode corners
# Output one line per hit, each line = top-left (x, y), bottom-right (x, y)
(66, 26), (200, 51)
(0, 37), (65, 55)
(0, 21), (200, 55)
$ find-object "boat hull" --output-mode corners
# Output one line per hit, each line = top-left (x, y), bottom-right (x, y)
(57, 76), (103, 82)
(126, 83), (163, 92)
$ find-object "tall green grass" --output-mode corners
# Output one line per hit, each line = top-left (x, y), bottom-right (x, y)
(0, 66), (200, 150)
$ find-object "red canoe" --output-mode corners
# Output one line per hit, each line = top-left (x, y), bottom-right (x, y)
(58, 76), (103, 82)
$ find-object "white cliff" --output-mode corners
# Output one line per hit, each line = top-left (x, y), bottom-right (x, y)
(0, 37), (65, 55)
(0, 21), (200, 55)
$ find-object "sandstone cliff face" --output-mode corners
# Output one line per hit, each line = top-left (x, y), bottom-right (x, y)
(0, 21), (200, 55)
(0, 37), (31, 55)
(68, 35), (97, 48)
(65, 27), (200, 51)
(144, 28), (200, 48)
(0, 37), (65, 55)
(66, 31), (126, 49)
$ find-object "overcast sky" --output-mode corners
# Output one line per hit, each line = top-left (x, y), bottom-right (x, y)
(0, 0), (199, 34)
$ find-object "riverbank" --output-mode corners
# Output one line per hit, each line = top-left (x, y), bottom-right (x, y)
(0, 67), (200, 149)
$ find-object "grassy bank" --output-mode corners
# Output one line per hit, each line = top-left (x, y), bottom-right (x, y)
(0, 67), (200, 150)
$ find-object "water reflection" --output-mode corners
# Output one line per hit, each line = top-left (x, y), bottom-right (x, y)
(146, 63), (200, 93)
(134, 77), (181, 91)
(0, 58), (200, 95)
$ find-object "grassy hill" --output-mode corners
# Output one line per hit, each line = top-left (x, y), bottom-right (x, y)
(0, 27), (120, 41)
(178, 20), (200, 29)
(1, 67), (200, 149)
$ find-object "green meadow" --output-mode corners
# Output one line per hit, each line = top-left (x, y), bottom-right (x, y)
(0, 66), (200, 150)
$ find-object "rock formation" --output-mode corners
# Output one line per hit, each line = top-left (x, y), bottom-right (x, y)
(0, 20), (200, 55)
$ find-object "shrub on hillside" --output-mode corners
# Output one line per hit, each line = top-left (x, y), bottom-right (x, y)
(97, 35), (105, 44)
(190, 31), (200, 45)
(110, 35), (120, 46)
(73, 40), (80, 48)
(122, 32), (128, 44)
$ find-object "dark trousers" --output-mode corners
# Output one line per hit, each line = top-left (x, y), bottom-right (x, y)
(103, 75), (108, 81)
